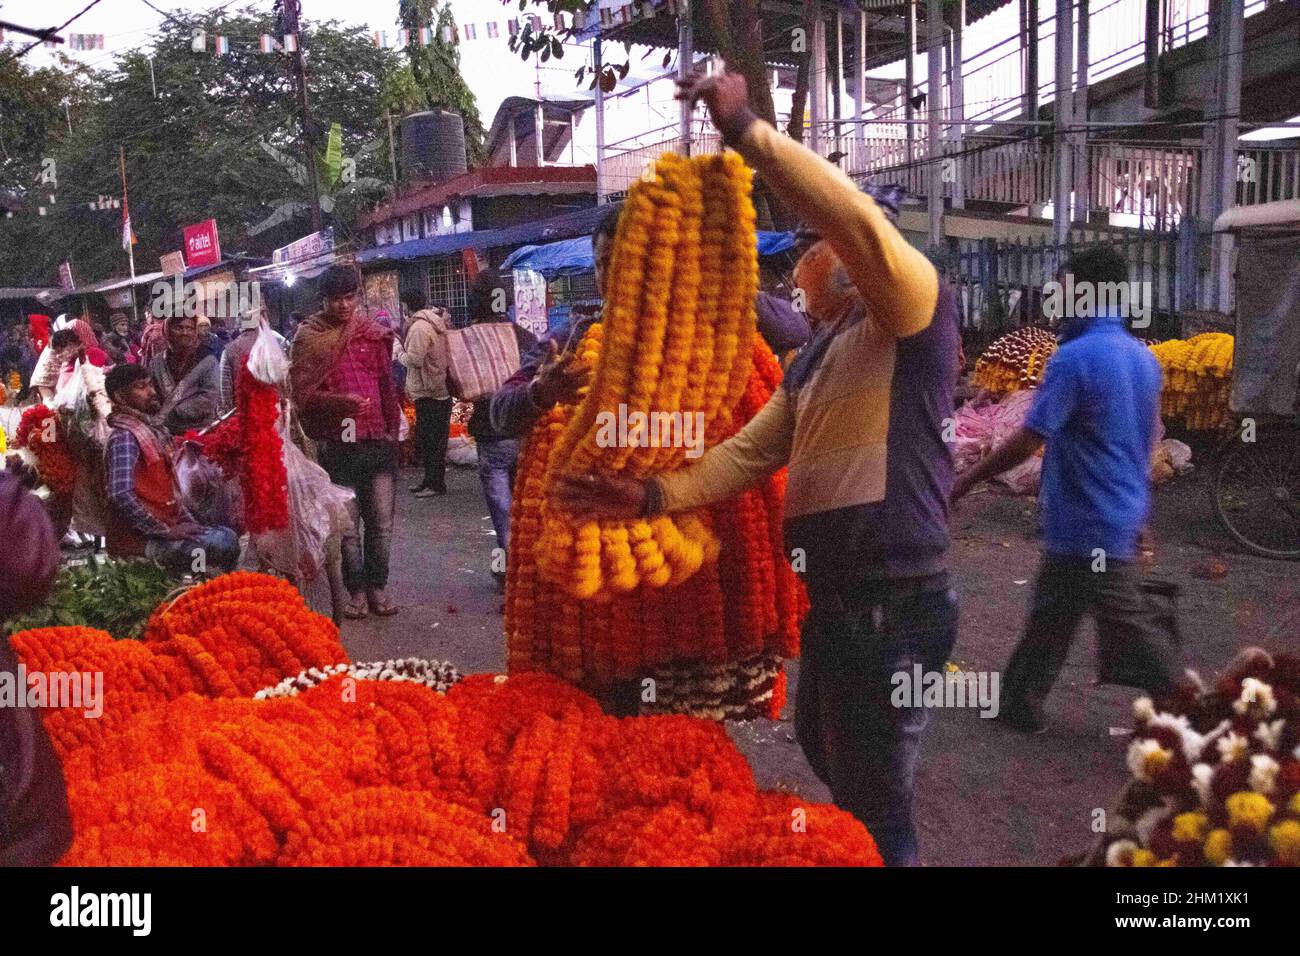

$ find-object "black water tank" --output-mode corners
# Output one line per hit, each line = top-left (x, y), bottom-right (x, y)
(401, 110), (468, 183)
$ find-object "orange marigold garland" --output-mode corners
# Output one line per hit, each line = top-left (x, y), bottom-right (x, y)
(506, 334), (805, 719)
(12, 580), (876, 867)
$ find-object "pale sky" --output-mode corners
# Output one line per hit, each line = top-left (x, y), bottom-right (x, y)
(5, 0), (1293, 154)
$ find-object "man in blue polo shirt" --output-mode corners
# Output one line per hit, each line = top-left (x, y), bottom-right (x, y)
(953, 247), (1185, 731)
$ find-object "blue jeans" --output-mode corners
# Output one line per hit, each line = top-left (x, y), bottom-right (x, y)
(476, 437), (520, 553)
(795, 576), (958, 866)
(145, 525), (240, 576)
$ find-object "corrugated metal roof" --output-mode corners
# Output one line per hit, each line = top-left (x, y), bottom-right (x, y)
(358, 203), (617, 266)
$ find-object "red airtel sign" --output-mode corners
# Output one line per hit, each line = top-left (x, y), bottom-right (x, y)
(182, 219), (222, 268)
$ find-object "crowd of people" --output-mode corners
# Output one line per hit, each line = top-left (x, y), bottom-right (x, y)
(1, 67), (1194, 869)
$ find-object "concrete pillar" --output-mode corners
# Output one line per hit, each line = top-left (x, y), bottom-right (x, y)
(534, 103), (545, 166)
(1052, 0), (1073, 248)
(811, 11), (827, 156)
(927, 0), (944, 247)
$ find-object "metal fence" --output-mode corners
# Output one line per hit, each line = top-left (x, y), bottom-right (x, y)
(938, 222), (1205, 346)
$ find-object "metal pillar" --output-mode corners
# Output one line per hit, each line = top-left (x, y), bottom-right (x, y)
(508, 117), (518, 167)
(1022, 0), (1039, 136)
(1052, 0), (1073, 247)
(927, 0), (944, 247)
(905, 1), (916, 163)
(1073, 0), (1090, 222)
(855, 9), (867, 155)
(833, 7), (845, 143)
(678, 0), (694, 156)
(949, 0), (966, 210)
(595, 36), (606, 202)
(1204, 0), (1244, 311)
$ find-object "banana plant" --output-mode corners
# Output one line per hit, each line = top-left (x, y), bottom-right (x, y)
(248, 124), (385, 236)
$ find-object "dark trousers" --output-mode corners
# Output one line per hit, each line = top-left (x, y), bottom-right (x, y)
(1003, 554), (1184, 725)
(319, 440), (397, 594)
(795, 576), (958, 867)
(476, 437), (520, 552)
(414, 396), (452, 491)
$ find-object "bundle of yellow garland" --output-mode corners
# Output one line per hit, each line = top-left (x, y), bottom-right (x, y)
(971, 326), (1058, 394)
(535, 151), (758, 600)
(11, 572), (877, 867)
(1092, 650), (1300, 867)
(508, 332), (805, 719)
(1147, 333), (1234, 431)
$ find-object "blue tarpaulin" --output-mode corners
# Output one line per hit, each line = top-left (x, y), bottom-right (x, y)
(501, 229), (795, 277)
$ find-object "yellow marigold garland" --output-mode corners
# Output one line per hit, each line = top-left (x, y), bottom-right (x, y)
(1147, 332), (1234, 431)
(536, 151), (758, 600)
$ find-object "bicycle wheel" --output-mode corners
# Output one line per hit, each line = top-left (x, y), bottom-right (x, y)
(1213, 427), (1300, 560)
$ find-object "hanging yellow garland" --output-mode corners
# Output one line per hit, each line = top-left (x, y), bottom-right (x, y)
(535, 151), (758, 600)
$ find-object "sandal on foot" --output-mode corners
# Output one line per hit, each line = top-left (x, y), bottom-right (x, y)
(368, 591), (399, 616)
(343, 595), (369, 619)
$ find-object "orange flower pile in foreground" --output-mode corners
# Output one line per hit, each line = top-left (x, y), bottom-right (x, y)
(10, 573), (877, 866)
(1096, 650), (1300, 867)
(507, 336), (806, 720)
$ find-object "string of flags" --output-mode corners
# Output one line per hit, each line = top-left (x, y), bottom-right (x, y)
(182, 0), (682, 56)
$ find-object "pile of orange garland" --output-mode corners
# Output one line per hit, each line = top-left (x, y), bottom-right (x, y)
(10, 572), (880, 866)
(508, 335), (805, 720)
(506, 151), (806, 720)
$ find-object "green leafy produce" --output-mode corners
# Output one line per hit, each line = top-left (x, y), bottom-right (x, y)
(5, 558), (180, 640)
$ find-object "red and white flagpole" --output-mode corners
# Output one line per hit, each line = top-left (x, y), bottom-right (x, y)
(119, 145), (140, 327)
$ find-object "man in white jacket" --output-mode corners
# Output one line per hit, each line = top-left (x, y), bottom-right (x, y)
(395, 290), (451, 497)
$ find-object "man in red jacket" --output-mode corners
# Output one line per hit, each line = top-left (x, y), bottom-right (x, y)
(102, 364), (239, 575)
(0, 462), (72, 865)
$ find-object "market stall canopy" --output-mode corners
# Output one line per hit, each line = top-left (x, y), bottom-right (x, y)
(43, 258), (264, 300)
(0, 287), (61, 302)
(1214, 198), (1300, 232)
(501, 229), (796, 277)
(358, 202), (616, 266)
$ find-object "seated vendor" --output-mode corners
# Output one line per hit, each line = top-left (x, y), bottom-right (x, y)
(149, 314), (221, 435)
(102, 364), (239, 575)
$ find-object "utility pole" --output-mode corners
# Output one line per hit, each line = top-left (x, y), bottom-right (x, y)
(281, 0), (322, 232)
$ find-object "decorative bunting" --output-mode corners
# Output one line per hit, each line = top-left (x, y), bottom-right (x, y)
(259, 34), (278, 53)
(69, 33), (106, 51)
(441, 25), (455, 43)
(418, 26), (433, 46)
(213, 35), (230, 56)
(463, 23), (477, 41)
(283, 33), (298, 52)
(486, 22), (499, 39)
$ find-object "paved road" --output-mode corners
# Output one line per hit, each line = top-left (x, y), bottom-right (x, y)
(337, 459), (1298, 866)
